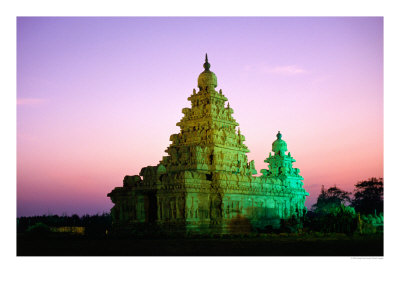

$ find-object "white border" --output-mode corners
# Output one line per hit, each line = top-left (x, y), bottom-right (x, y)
(2, 1), (399, 300)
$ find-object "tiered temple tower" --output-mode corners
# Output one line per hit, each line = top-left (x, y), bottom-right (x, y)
(108, 55), (308, 234)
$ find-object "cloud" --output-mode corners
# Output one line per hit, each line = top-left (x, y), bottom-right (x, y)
(243, 64), (307, 76)
(17, 98), (46, 106)
(263, 65), (306, 75)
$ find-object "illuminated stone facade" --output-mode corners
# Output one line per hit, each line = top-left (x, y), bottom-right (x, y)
(108, 55), (308, 233)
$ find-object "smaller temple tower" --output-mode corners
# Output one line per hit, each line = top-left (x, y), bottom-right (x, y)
(260, 131), (308, 220)
(263, 131), (300, 177)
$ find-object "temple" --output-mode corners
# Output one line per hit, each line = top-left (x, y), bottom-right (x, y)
(108, 55), (308, 234)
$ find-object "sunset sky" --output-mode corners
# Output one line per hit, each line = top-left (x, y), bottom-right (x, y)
(17, 17), (383, 216)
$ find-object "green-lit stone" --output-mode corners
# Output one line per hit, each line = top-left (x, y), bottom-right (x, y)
(108, 55), (309, 234)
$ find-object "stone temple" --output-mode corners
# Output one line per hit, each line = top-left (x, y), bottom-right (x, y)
(108, 55), (308, 234)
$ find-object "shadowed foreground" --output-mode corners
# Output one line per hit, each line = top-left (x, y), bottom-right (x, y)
(17, 233), (383, 256)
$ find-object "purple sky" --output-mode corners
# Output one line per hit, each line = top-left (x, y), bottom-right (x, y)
(17, 17), (383, 216)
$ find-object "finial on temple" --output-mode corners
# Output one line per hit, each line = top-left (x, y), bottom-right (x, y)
(203, 53), (211, 71)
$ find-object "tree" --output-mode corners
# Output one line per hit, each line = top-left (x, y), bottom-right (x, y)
(351, 177), (383, 214)
(312, 185), (351, 215)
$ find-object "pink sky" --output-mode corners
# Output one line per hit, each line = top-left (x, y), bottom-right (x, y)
(17, 17), (383, 216)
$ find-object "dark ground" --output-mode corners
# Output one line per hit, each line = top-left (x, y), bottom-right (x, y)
(17, 233), (383, 256)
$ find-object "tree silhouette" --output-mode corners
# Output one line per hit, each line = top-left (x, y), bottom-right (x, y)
(312, 185), (351, 215)
(351, 177), (383, 214)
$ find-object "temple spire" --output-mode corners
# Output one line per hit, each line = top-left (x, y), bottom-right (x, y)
(203, 53), (210, 71)
(277, 131), (282, 140)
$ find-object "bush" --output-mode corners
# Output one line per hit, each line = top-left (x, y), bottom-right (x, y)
(304, 205), (357, 234)
(26, 222), (51, 238)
